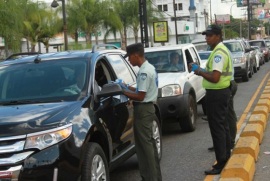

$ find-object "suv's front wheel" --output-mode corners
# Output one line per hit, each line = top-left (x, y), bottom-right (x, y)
(152, 117), (162, 161)
(81, 142), (109, 181)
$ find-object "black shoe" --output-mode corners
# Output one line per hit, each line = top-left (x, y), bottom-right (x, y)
(204, 168), (222, 175)
(208, 146), (214, 151)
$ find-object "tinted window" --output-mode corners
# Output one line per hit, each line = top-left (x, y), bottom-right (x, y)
(108, 54), (135, 84)
(0, 59), (88, 102)
(249, 41), (264, 47)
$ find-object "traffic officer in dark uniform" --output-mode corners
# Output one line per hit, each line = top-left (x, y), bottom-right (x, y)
(191, 25), (233, 175)
(122, 43), (162, 181)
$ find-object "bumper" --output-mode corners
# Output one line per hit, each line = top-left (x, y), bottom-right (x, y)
(0, 137), (82, 181)
(233, 64), (247, 78)
(157, 94), (188, 122)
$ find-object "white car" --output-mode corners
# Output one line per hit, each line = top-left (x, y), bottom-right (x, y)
(198, 50), (212, 64)
(145, 44), (206, 132)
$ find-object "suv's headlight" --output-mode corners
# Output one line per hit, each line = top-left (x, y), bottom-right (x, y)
(233, 57), (246, 64)
(161, 85), (181, 97)
(25, 124), (72, 150)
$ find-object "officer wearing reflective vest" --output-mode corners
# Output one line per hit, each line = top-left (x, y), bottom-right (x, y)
(190, 24), (233, 175)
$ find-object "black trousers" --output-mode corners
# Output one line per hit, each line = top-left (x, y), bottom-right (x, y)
(227, 80), (238, 148)
(206, 87), (231, 169)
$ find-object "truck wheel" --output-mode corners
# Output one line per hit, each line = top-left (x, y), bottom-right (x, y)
(81, 142), (109, 181)
(179, 95), (197, 132)
(152, 117), (162, 161)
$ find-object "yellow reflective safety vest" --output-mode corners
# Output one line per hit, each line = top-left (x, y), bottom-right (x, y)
(202, 42), (233, 89)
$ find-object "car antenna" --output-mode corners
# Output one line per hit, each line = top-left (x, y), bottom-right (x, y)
(34, 53), (41, 63)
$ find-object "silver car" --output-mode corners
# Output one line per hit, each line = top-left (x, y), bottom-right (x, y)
(223, 39), (253, 82)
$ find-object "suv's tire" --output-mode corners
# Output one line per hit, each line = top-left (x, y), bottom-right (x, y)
(152, 117), (162, 161)
(242, 69), (249, 82)
(179, 94), (197, 132)
(248, 65), (253, 78)
(81, 142), (109, 181)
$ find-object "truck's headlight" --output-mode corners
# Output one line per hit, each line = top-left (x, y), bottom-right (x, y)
(161, 85), (181, 97)
(25, 124), (72, 150)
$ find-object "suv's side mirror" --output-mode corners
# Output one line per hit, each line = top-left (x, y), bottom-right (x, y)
(97, 83), (123, 98)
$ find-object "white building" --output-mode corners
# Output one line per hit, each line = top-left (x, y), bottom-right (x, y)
(19, 0), (210, 54)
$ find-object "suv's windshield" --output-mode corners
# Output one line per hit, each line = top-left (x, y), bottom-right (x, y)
(145, 50), (185, 73)
(0, 59), (88, 104)
(224, 42), (244, 52)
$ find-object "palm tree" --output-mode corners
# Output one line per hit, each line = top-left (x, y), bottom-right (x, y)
(22, 2), (51, 52)
(0, 0), (25, 56)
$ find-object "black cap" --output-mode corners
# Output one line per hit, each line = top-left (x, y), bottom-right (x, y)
(202, 25), (222, 35)
(124, 43), (144, 58)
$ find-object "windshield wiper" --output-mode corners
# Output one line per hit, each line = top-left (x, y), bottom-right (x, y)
(1, 99), (66, 105)
(0, 100), (37, 105)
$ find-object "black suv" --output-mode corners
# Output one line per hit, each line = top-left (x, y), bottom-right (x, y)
(0, 46), (162, 181)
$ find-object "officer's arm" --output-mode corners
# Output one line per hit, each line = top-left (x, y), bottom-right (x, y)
(196, 70), (221, 83)
(123, 91), (146, 101)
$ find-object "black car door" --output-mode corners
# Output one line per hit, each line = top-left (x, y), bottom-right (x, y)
(93, 55), (135, 158)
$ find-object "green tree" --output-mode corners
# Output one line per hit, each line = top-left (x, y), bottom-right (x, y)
(0, 0), (25, 56)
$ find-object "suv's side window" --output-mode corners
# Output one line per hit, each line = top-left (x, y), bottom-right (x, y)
(108, 54), (135, 85)
(185, 49), (194, 65)
(189, 47), (200, 65)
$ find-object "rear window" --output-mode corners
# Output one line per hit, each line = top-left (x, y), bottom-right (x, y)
(223, 42), (244, 52)
(198, 52), (211, 60)
(249, 41), (264, 47)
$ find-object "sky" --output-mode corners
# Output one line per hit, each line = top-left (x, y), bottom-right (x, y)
(210, 0), (248, 19)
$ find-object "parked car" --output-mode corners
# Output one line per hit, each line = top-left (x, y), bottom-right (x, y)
(243, 40), (258, 73)
(223, 39), (253, 82)
(145, 44), (206, 132)
(0, 45), (162, 181)
(251, 45), (265, 65)
(198, 50), (212, 63)
(249, 39), (270, 62)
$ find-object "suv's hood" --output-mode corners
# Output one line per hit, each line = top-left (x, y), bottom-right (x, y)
(231, 52), (245, 58)
(0, 101), (82, 136)
(158, 72), (187, 88)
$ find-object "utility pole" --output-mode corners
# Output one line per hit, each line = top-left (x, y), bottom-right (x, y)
(247, 0), (251, 39)
(173, 0), (178, 44)
(139, 0), (149, 47)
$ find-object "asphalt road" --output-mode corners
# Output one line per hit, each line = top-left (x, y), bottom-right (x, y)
(110, 61), (270, 181)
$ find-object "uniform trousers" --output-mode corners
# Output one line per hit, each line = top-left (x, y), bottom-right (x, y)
(227, 80), (238, 148)
(206, 87), (231, 169)
(133, 102), (162, 181)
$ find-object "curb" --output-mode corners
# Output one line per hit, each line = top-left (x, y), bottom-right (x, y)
(219, 80), (270, 180)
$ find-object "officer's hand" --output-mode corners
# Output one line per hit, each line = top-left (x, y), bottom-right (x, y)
(115, 79), (128, 90)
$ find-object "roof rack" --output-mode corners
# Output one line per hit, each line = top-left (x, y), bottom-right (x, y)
(91, 44), (119, 52)
(5, 52), (41, 61)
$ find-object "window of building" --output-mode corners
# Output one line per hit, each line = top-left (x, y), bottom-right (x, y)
(163, 4), (168, 11)
(178, 3), (183, 10)
(158, 5), (162, 11)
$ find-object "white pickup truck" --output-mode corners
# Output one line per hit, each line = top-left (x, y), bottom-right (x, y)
(145, 44), (206, 132)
